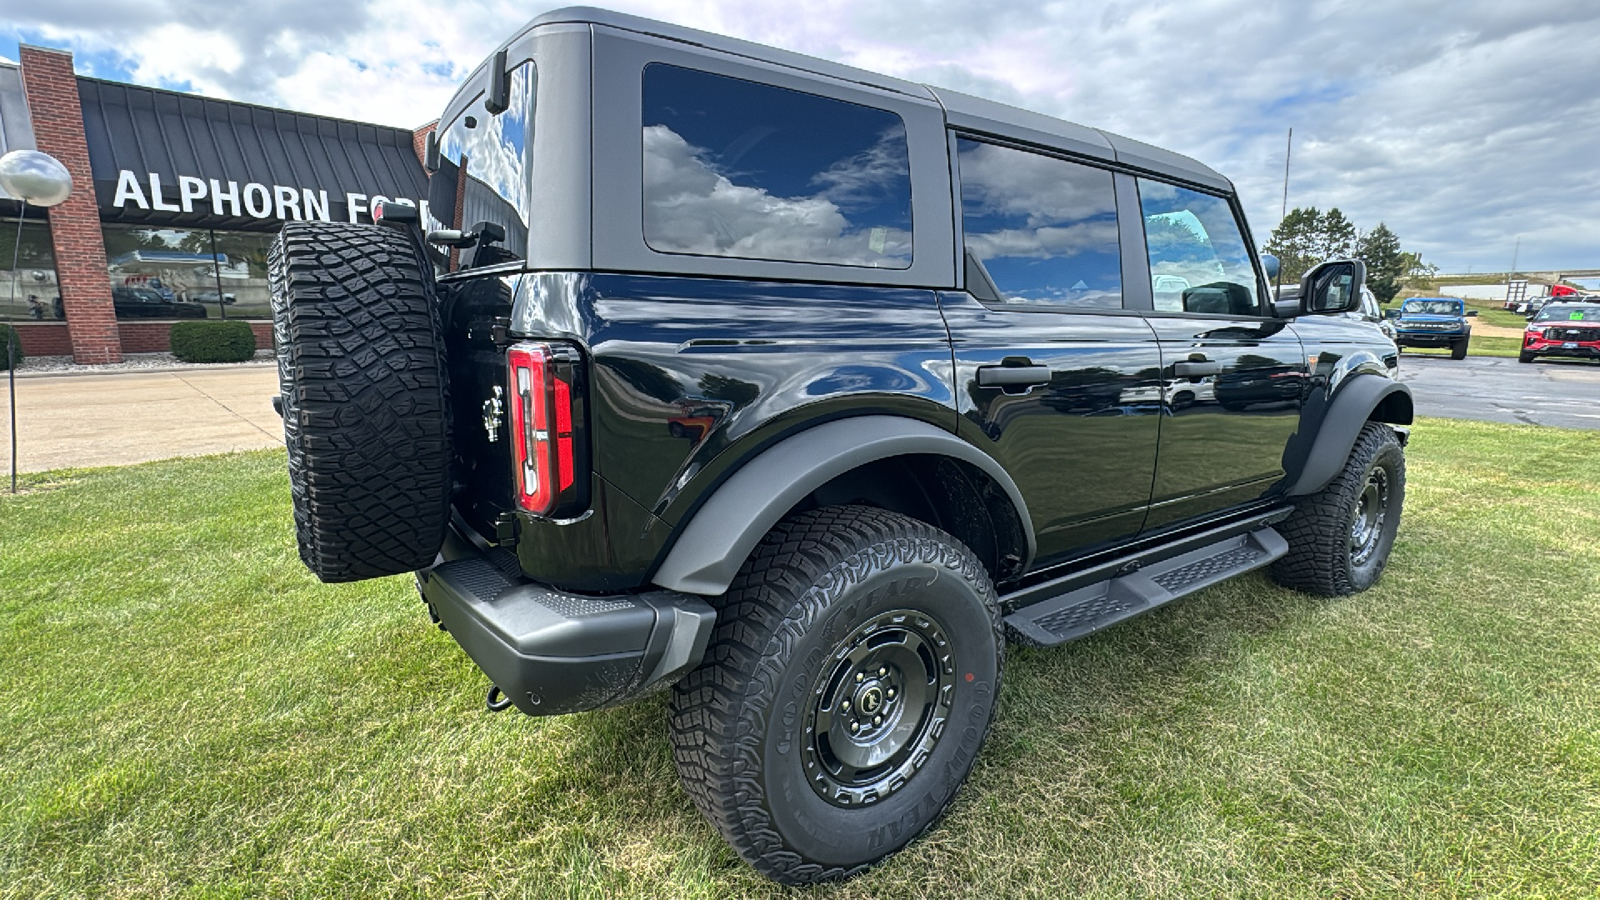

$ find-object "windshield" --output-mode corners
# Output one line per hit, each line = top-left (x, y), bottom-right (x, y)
(1402, 299), (1462, 316)
(1533, 304), (1600, 322)
(432, 60), (535, 262)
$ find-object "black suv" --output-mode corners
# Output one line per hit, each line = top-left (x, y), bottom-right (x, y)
(268, 8), (1411, 884)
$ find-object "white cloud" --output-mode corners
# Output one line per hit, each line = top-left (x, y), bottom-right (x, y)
(8, 0), (1600, 270)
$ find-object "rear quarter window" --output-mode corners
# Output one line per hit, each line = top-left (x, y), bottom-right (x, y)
(641, 64), (913, 268)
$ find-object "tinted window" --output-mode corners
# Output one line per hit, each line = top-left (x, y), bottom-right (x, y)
(642, 64), (912, 268)
(436, 61), (535, 255)
(957, 139), (1122, 308)
(1138, 180), (1261, 316)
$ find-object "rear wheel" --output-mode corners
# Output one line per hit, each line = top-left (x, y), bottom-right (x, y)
(1271, 423), (1405, 596)
(669, 506), (1002, 884)
(268, 222), (452, 582)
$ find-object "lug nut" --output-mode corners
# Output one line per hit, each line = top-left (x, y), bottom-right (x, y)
(873, 715), (882, 726)
(856, 672), (865, 683)
(841, 700), (851, 712)
(850, 721), (860, 734)
(878, 666), (887, 677)
(886, 688), (896, 699)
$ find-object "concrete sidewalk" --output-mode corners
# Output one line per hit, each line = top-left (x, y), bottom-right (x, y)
(2, 366), (283, 474)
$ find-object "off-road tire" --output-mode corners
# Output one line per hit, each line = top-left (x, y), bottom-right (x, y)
(268, 222), (451, 582)
(1450, 339), (1469, 360)
(1518, 350), (1535, 364)
(1271, 423), (1405, 596)
(669, 506), (1003, 884)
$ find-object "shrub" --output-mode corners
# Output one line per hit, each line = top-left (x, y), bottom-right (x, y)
(0, 323), (23, 371)
(169, 320), (258, 364)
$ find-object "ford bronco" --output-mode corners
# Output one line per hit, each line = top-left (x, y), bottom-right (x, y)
(268, 7), (1411, 883)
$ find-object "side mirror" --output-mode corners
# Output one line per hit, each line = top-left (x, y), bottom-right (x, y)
(1298, 259), (1367, 315)
(1385, 308), (1400, 320)
(1260, 253), (1281, 282)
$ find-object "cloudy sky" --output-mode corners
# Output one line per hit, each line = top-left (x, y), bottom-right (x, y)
(4, 0), (1598, 273)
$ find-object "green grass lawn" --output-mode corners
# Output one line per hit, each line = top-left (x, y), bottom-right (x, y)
(1400, 333), (1525, 359)
(4, 421), (1600, 897)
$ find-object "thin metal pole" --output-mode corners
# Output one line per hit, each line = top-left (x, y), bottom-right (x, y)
(1275, 127), (1292, 300)
(1280, 127), (1293, 222)
(7, 202), (26, 493)
(1508, 236), (1520, 279)
(210, 229), (227, 320)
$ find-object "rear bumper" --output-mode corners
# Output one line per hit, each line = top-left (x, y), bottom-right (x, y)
(418, 527), (716, 716)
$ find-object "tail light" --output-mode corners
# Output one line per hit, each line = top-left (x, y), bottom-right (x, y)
(507, 341), (588, 517)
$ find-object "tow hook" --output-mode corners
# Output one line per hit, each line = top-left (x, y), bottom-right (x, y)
(486, 685), (514, 713)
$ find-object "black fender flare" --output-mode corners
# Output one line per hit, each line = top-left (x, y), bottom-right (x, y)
(650, 415), (1036, 595)
(1286, 376), (1413, 497)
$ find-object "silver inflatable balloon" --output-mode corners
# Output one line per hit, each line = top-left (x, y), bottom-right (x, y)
(0, 150), (74, 208)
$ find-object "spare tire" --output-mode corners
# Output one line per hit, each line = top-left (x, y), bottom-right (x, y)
(268, 222), (452, 582)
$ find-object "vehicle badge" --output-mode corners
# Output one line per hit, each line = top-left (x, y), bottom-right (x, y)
(482, 386), (504, 442)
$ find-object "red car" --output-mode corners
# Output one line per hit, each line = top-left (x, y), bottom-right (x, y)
(1521, 302), (1600, 364)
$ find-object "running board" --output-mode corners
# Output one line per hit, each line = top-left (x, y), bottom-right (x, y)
(1003, 528), (1288, 647)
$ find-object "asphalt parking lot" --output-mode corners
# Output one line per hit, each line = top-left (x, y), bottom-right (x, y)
(1397, 354), (1600, 429)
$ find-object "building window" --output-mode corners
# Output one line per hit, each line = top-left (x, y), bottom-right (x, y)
(641, 64), (913, 268)
(0, 218), (61, 322)
(102, 223), (275, 320)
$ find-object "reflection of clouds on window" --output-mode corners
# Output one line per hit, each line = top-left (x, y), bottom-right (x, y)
(957, 138), (1122, 308)
(644, 125), (910, 265)
(440, 62), (535, 229)
(641, 64), (912, 269)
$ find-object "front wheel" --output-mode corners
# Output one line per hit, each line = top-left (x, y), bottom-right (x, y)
(669, 506), (1002, 884)
(1271, 423), (1406, 596)
(1518, 350), (1535, 364)
(1450, 339), (1469, 360)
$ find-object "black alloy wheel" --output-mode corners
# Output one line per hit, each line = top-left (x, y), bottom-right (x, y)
(1271, 422), (1406, 596)
(670, 505), (1002, 884)
(803, 609), (955, 807)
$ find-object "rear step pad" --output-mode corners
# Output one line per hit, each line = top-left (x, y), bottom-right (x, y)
(1003, 528), (1288, 647)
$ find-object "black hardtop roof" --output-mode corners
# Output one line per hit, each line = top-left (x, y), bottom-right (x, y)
(505, 6), (1230, 191)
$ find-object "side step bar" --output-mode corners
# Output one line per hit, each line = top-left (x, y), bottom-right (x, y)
(1003, 527), (1288, 647)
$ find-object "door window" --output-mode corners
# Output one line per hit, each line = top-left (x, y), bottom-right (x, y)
(956, 138), (1122, 308)
(641, 64), (913, 268)
(1137, 180), (1262, 316)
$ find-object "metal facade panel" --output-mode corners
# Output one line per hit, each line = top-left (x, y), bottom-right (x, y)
(77, 76), (429, 230)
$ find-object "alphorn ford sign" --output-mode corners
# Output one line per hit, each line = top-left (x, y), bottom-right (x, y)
(107, 169), (430, 226)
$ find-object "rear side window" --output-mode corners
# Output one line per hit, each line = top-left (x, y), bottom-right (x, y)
(956, 138), (1122, 308)
(1137, 180), (1262, 316)
(435, 61), (535, 255)
(641, 64), (912, 268)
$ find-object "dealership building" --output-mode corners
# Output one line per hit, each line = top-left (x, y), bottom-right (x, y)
(0, 45), (434, 362)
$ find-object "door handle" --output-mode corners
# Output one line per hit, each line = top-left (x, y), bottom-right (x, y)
(1173, 360), (1223, 378)
(977, 364), (1052, 389)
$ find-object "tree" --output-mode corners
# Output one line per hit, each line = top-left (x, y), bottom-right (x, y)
(1262, 206), (1324, 283)
(1356, 223), (1404, 303)
(1400, 251), (1438, 291)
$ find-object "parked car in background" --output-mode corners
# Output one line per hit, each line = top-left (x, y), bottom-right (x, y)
(1521, 302), (1600, 364)
(1391, 297), (1473, 359)
(110, 286), (207, 319)
(190, 290), (237, 305)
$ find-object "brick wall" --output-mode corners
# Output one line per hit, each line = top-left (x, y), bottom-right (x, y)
(18, 45), (122, 364)
(7, 322), (74, 357)
(117, 320), (274, 354)
(3, 321), (272, 357)
(412, 121), (437, 167)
